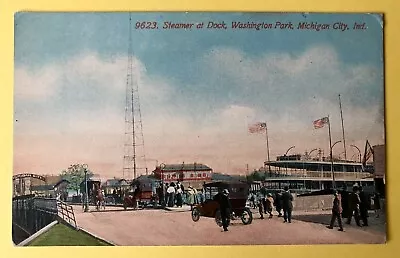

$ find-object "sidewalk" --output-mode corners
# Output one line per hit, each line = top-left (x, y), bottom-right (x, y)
(249, 208), (386, 234)
(71, 204), (192, 214)
(73, 207), (386, 246)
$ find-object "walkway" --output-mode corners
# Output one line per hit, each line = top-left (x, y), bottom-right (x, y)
(72, 205), (386, 246)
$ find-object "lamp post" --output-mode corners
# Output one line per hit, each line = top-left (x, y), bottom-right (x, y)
(350, 145), (362, 163)
(308, 148), (318, 160)
(330, 141), (342, 160)
(83, 164), (89, 212)
(283, 146), (295, 174)
(160, 163), (166, 208)
(285, 146), (296, 156)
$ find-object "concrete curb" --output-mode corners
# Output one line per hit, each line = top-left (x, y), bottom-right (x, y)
(69, 202), (124, 207)
(77, 227), (117, 246)
(17, 220), (58, 246)
(164, 206), (192, 212)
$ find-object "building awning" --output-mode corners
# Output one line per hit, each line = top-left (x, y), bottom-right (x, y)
(54, 179), (70, 188)
(131, 175), (160, 185)
(104, 178), (129, 187)
(30, 185), (54, 191)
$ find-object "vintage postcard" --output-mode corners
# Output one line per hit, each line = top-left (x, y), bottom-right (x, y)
(13, 12), (385, 246)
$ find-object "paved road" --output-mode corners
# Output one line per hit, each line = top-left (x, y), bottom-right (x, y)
(72, 205), (386, 246)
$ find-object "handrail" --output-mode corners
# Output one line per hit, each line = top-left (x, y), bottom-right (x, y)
(265, 170), (372, 179)
(56, 200), (77, 229)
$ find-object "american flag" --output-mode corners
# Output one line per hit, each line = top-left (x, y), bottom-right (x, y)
(248, 122), (267, 133)
(313, 117), (329, 129)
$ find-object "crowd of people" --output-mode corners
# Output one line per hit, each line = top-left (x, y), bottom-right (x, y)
(214, 185), (293, 232)
(83, 179), (382, 234)
(248, 184), (382, 232)
(327, 185), (382, 231)
(156, 182), (205, 208)
(249, 186), (294, 223)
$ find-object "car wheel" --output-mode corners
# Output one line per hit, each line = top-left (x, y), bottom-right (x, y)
(241, 208), (253, 225)
(191, 207), (201, 222)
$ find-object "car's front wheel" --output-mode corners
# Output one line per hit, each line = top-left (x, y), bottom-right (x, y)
(241, 208), (253, 225)
(191, 207), (201, 222)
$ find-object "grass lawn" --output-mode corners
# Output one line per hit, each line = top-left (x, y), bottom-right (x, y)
(28, 223), (112, 246)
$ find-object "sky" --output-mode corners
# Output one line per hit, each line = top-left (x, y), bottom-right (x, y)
(14, 12), (385, 179)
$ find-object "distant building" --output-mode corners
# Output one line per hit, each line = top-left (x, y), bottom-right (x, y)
(32, 175), (62, 186)
(13, 174), (62, 197)
(152, 163), (212, 189)
(101, 178), (130, 195)
(30, 179), (69, 198)
(373, 144), (385, 196)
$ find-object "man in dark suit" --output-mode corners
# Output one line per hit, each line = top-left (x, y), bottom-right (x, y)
(347, 185), (362, 226)
(256, 191), (265, 219)
(327, 190), (344, 231)
(275, 191), (283, 217)
(358, 186), (369, 226)
(214, 188), (232, 231)
(282, 186), (293, 223)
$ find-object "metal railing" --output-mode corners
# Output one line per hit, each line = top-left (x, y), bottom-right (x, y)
(13, 196), (78, 235)
(12, 195), (57, 237)
(265, 170), (372, 180)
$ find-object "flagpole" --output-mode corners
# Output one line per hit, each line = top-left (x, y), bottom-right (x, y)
(265, 123), (271, 174)
(338, 94), (347, 160)
(327, 115), (336, 189)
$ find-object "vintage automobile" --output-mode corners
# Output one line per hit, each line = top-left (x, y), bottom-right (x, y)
(123, 176), (159, 210)
(191, 181), (253, 226)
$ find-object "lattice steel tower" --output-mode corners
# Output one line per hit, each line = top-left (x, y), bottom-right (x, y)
(123, 14), (147, 180)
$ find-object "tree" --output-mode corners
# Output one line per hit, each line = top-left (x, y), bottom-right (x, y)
(60, 164), (93, 195)
(246, 170), (266, 182)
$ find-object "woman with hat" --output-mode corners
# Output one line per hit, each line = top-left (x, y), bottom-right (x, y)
(256, 191), (265, 219)
(266, 193), (275, 218)
(187, 185), (195, 210)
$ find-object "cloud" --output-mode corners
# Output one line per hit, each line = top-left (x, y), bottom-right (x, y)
(202, 46), (341, 85)
(15, 52), (169, 103)
(199, 45), (383, 117)
(14, 66), (60, 100)
(14, 52), (185, 176)
(14, 52), (175, 131)
(14, 45), (384, 177)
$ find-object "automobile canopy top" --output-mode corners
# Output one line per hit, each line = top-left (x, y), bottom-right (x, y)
(203, 181), (249, 199)
(130, 176), (160, 192)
